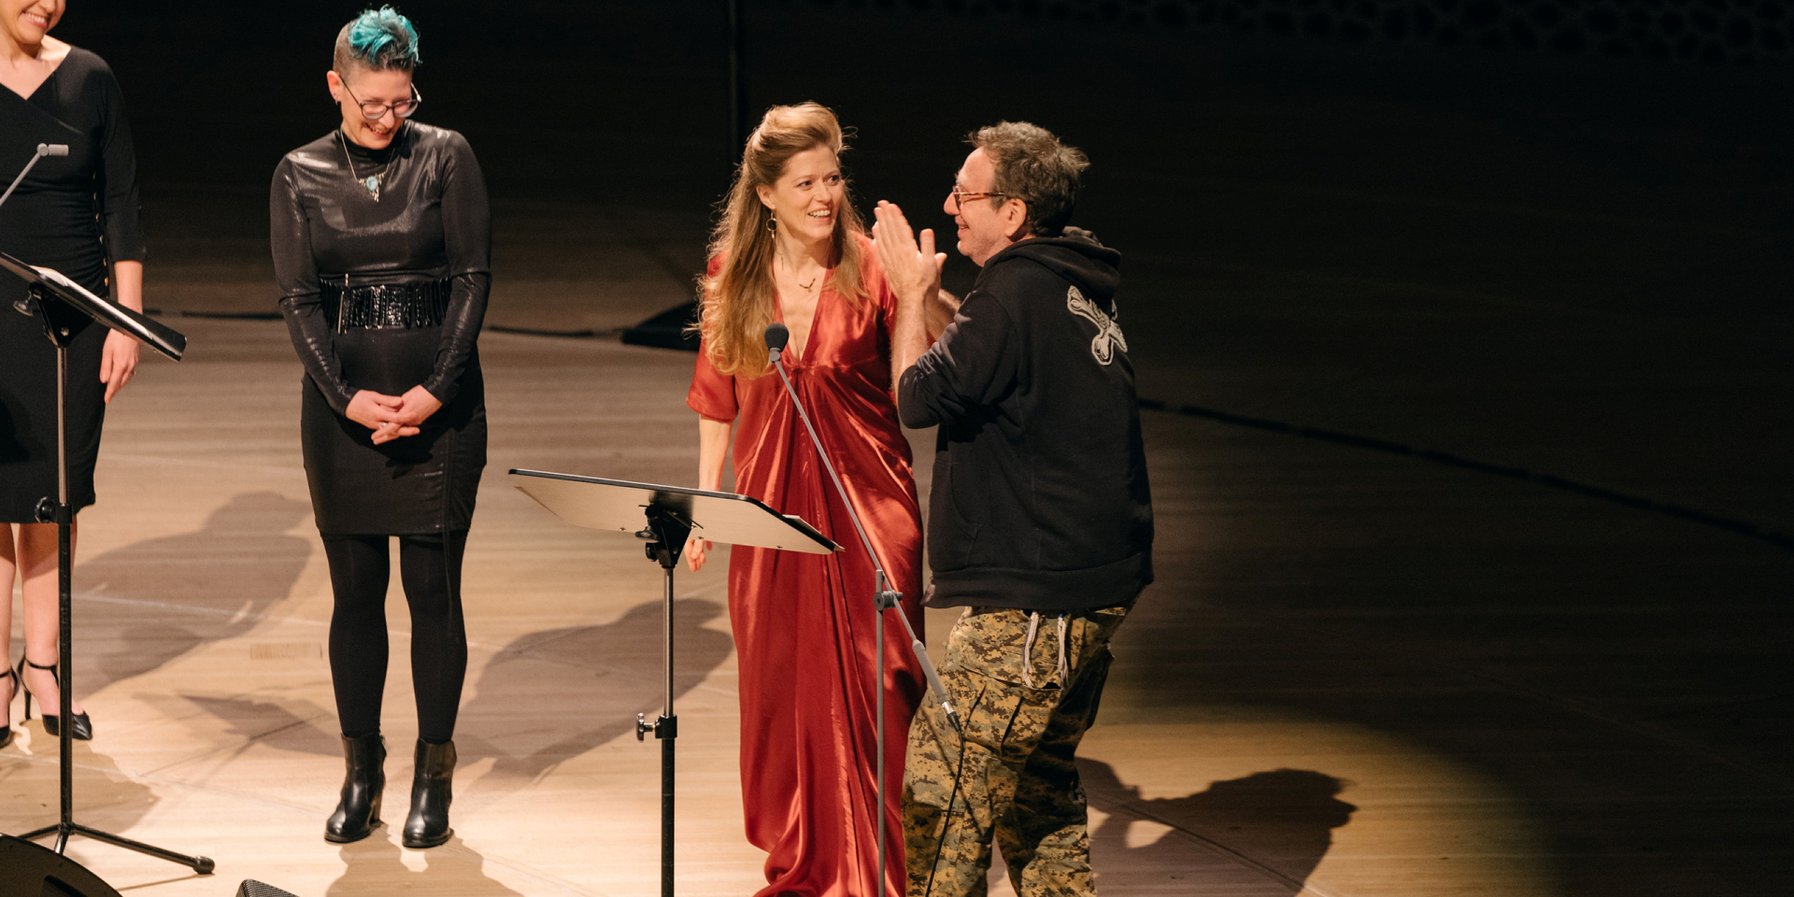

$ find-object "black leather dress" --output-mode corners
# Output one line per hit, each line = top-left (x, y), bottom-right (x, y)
(271, 121), (489, 535)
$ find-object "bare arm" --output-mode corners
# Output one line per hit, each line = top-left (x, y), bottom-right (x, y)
(99, 259), (143, 403)
(684, 416), (733, 571)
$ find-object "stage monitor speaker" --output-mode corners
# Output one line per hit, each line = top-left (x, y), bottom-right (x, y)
(236, 881), (301, 897)
(0, 834), (126, 897)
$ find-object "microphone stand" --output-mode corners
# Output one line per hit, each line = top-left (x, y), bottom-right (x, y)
(764, 324), (959, 897)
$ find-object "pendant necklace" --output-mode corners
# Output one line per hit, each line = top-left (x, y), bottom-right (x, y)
(338, 129), (388, 201)
(781, 250), (820, 293)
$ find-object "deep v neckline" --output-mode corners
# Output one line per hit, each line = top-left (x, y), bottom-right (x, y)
(776, 291), (822, 365)
(0, 49), (69, 104)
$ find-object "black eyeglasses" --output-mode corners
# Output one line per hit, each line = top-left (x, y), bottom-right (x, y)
(947, 187), (1009, 213)
(336, 74), (422, 121)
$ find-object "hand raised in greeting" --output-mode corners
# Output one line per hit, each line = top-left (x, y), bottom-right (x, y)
(871, 200), (946, 308)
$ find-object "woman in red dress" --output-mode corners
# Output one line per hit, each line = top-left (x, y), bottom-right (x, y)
(684, 102), (944, 897)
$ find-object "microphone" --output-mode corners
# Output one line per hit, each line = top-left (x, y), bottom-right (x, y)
(1, 143), (68, 212)
(764, 322), (789, 364)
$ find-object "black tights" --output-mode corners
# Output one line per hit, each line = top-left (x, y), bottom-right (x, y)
(321, 531), (468, 743)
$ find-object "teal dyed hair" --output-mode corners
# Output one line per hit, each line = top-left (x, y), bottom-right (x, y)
(333, 6), (420, 72)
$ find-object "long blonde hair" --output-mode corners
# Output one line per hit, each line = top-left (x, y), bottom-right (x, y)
(694, 102), (869, 377)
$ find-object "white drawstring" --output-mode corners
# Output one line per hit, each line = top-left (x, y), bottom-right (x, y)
(1057, 614), (1070, 684)
(1023, 612), (1040, 688)
(1021, 611), (1072, 689)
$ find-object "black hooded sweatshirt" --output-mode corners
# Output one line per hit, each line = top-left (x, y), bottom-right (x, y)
(898, 229), (1154, 612)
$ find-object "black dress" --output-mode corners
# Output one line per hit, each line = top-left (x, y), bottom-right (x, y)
(0, 47), (144, 522)
(271, 121), (490, 535)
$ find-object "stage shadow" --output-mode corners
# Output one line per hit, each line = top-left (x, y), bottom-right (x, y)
(77, 490), (312, 687)
(457, 597), (732, 785)
(178, 693), (338, 758)
(324, 835), (524, 897)
(1083, 761), (1354, 894)
(0, 732), (161, 839)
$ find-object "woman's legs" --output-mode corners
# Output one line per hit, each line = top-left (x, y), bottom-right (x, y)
(14, 521), (83, 717)
(321, 530), (469, 741)
(398, 530), (468, 743)
(317, 528), (469, 847)
(1, 524), (15, 722)
(396, 530), (468, 848)
(319, 532), (394, 843)
(2, 523), (15, 660)
(321, 533), (392, 738)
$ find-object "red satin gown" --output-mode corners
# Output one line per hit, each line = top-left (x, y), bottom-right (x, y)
(687, 241), (926, 897)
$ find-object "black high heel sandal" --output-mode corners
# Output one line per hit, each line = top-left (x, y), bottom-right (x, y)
(1, 662), (16, 748)
(18, 657), (93, 741)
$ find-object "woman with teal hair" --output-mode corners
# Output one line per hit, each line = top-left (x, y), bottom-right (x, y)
(271, 5), (490, 848)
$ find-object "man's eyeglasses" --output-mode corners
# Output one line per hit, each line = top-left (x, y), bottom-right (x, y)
(947, 187), (1008, 213)
(337, 75), (422, 122)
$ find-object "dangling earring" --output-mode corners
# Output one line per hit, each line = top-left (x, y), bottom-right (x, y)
(765, 211), (777, 233)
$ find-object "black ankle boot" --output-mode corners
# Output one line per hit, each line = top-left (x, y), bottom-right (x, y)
(324, 733), (385, 843)
(402, 738), (456, 848)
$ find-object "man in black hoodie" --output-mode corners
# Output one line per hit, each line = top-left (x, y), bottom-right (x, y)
(875, 122), (1153, 897)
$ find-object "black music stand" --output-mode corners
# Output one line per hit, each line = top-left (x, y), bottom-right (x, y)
(1, 251), (211, 874)
(509, 469), (839, 897)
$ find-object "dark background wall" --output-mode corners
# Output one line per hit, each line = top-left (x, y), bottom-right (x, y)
(793, 0), (1794, 65)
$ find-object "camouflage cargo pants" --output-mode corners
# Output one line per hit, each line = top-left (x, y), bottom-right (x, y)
(902, 605), (1128, 897)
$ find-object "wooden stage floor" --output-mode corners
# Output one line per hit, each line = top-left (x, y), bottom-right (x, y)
(2, 314), (1790, 896)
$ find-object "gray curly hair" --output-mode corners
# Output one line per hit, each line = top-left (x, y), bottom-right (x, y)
(968, 122), (1090, 237)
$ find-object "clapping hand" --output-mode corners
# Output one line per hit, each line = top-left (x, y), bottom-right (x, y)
(872, 200), (946, 307)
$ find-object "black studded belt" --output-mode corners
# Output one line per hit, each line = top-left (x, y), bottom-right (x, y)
(322, 279), (451, 332)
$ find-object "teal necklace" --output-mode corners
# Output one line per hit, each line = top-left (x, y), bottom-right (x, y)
(337, 129), (389, 201)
